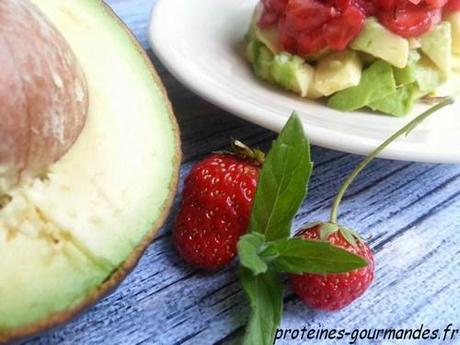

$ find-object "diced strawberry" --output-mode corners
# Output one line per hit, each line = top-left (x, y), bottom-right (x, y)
(258, 0), (449, 54)
(275, 0), (365, 54)
(377, 1), (442, 37)
(444, 0), (460, 11)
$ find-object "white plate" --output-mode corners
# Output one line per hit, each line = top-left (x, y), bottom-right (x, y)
(149, 0), (460, 163)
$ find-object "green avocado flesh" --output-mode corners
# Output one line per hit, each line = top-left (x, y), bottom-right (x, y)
(271, 53), (314, 97)
(0, 0), (178, 334)
(247, 10), (460, 116)
(350, 17), (409, 69)
(327, 60), (397, 112)
(421, 21), (452, 79)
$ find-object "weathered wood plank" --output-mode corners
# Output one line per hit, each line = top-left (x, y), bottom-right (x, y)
(18, 1), (460, 345)
(108, 0), (154, 48)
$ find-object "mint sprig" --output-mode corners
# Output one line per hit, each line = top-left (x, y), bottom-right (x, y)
(238, 114), (367, 345)
(240, 268), (283, 345)
(238, 233), (269, 275)
(267, 237), (367, 274)
(248, 114), (313, 241)
(238, 233), (367, 275)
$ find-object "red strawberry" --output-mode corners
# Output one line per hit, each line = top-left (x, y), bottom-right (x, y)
(290, 223), (374, 311)
(173, 142), (263, 270)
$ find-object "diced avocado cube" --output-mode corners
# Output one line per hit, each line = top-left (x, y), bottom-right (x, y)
(393, 50), (421, 86)
(433, 71), (460, 97)
(368, 84), (418, 116)
(414, 55), (444, 93)
(248, 4), (282, 53)
(408, 38), (422, 49)
(358, 52), (377, 64)
(254, 25), (281, 55)
(247, 40), (275, 81)
(246, 40), (259, 64)
(270, 53), (314, 97)
(350, 17), (409, 68)
(312, 51), (362, 96)
(445, 12), (460, 54)
(307, 84), (324, 99)
(327, 60), (396, 111)
(420, 21), (452, 79)
(453, 54), (460, 72)
(255, 45), (275, 81)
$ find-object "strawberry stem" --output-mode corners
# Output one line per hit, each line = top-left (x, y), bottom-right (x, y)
(329, 97), (455, 224)
(232, 140), (265, 165)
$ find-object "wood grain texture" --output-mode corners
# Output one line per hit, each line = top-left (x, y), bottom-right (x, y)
(18, 1), (460, 344)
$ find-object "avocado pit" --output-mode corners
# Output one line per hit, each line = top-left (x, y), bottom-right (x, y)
(0, 0), (88, 191)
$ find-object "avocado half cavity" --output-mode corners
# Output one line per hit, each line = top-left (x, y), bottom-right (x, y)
(0, 0), (181, 341)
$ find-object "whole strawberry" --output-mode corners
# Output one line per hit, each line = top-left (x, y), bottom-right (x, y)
(173, 141), (264, 270)
(290, 224), (375, 311)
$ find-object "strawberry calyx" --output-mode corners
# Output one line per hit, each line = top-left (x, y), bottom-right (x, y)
(308, 222), (363, 248)
(215, 140), (265, 166)
(232, 140), (265, 165)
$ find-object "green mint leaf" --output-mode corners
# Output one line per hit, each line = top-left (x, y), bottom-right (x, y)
(240, 268), (283, 345)
(269, 238), (368, 274)
(259, 242), (280, 261)
(248, 114), (313, 241)
(238, 233), (269, 275)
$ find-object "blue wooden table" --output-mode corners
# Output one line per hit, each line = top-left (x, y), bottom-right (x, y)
(20, 1), (460, 344)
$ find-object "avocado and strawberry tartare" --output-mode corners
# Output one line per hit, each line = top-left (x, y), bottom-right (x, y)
(246, 0), (460, 115)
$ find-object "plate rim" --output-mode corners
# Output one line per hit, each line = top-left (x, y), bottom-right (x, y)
(149, 0), (460, 164)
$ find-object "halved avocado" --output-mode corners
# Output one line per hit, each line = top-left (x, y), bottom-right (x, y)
(0, 0), (180, 342)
